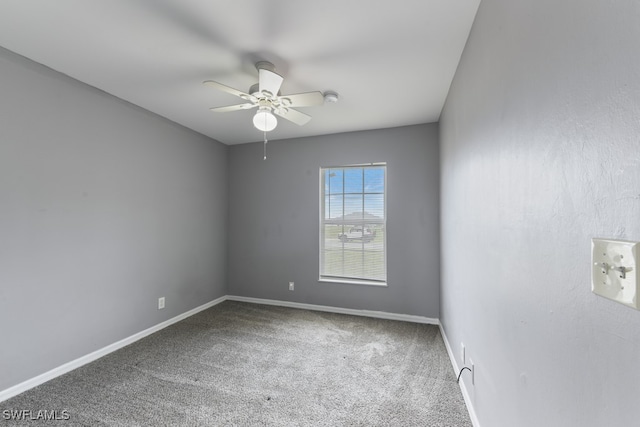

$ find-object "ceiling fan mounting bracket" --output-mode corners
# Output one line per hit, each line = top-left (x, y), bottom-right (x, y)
(255, 61), (276, 73)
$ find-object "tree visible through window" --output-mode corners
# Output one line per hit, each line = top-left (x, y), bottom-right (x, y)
(320, 164), (386, 284)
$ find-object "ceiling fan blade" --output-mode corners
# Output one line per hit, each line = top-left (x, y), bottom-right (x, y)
(209, 103), (257, 113)
(203, 80), (256, 102)
(258, 68), (284, 97)
(274, 107), (312, 126)
(279, 91), (325, 107)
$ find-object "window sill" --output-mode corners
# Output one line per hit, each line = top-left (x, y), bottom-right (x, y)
(318, 278), (388, 287)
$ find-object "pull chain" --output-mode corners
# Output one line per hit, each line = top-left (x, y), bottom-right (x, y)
(263, 131), (268, 160)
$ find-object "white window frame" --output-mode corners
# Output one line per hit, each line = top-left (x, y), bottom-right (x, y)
(319, 163), (387, 286)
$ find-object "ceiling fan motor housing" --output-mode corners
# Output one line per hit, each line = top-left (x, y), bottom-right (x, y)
(249, 83), (278, 97)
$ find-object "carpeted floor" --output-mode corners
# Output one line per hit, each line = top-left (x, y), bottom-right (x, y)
(2, 301), (472, 426)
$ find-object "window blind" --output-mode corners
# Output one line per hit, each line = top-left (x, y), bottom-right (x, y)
(320, 164), (386, 284)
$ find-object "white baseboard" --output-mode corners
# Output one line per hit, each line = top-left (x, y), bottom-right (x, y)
(439, 324), (481, 427)
(226, 295), (439, 325)
(0, 296), (228, 403)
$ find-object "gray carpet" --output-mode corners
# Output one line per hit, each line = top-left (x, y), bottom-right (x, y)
(2, 301), (472, 426)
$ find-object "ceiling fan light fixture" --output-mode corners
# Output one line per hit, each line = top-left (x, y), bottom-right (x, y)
(253, 107), (277, 132)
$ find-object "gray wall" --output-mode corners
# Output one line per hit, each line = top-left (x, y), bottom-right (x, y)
(440, 0), (640, 426)
(0, 47), (228, 392)
(228, 124), (440, 318)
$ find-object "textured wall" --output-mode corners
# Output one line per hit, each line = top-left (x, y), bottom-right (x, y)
(228, 124), (440, 318)
(440, 0), (640, 426)
(0, 47), (228, 392)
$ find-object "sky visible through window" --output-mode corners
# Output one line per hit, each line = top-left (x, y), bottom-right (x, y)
(324, 167), (385, 220)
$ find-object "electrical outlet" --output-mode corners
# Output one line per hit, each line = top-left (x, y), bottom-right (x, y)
(289, 282), (294, 291)
(158, 297), (165, 309)
(461, 343), (466, 365)
(469, 358), (475, 385)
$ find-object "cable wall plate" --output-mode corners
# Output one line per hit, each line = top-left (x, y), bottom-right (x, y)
(591, 238), (639, 310)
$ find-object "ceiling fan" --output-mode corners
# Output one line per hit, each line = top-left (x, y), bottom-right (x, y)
(203, 61), (326, 133)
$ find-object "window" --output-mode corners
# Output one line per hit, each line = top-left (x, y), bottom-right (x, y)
(320, 164), (386, 285)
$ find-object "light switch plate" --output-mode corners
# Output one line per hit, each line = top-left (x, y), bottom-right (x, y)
(591, 238), (639, 309)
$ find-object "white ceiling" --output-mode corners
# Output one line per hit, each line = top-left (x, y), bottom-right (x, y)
(0, 0), (480, 145)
